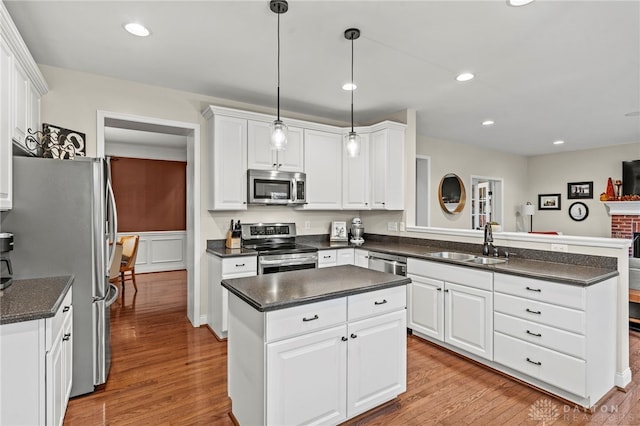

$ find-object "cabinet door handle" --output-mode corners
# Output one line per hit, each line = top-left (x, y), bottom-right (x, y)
(341, 336), (348, 342)
(350, 333), (358, 339)
(235, 263), (245, 267)
(63, 306), (70, 313)
(272, 163), (277, 167)
(323, 255), (331, 259)
(374, 299), (388, 305)
(302, 315), (319, 322)
(526, 330), (542, 337)
(526, 357), (542, 366)
(525, 286), (542, 292)
(63, 333), (71, 342)
(436, 288), (442, 292)
(444, 289), (449, 293)
(525, 308), (542, 315)
(278, 164), (282, 167)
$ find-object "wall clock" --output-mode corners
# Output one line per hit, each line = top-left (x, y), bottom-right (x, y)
(569, 202), (589, 221)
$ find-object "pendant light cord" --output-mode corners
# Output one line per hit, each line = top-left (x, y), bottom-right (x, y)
(277, 10), (281, 122)
(350, 36), (354, 133)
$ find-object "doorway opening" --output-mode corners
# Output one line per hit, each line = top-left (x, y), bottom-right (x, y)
(97, 111), (201, 326)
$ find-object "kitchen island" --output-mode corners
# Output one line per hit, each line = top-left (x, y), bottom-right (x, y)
(222, 265), (410, 426)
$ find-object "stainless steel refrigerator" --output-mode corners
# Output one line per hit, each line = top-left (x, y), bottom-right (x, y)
(2, 156), (119, 397)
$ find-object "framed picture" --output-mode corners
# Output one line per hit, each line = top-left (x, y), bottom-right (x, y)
(569, 202), (589, 221)
(41, 123), (86, 159)
(538, 193), (561, 210)
(567, 181), (593, 199)
(330, 221), (348, 242)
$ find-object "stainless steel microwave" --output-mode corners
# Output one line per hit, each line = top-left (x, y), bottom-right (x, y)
(247, 169), (306, 205)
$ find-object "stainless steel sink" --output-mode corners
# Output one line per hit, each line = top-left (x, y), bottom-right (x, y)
(467, 257), (507, 265)
(427, 251), (477, 261)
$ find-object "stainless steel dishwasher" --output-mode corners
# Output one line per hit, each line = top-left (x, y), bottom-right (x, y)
(368, 251), (407, 276)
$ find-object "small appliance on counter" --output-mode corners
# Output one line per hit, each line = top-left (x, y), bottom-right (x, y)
(0, 232), (14, 290)
(350, 217), (365, 245)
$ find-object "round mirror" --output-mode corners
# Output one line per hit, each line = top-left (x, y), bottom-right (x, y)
(439, 173), (466, 214)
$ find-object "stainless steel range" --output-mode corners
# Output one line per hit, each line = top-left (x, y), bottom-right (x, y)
(241, 223), (318, 274)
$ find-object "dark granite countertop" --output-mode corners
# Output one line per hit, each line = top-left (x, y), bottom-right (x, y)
(222, 265), (410, 312)
(303, 240), (618, 286)
(0, 276), (74, 325)
(206, 246), (258, 258)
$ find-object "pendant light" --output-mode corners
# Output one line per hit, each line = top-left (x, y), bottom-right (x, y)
(344, 28), (361, 158)
(270, 0), (288, 151)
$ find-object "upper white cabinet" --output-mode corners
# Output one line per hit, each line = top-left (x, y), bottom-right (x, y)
(247, 120), (304, 172)
(0, 1), (48, 210)
(302, 129), (343, 210)
(342, 133), (370, 210)
(370, 123), (405, 210)
(203, 105), (406, 211)
(203, 108), (248, 210)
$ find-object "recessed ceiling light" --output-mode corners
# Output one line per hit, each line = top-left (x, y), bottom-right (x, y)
(625, 111), (640, 117)
(553, 140), (565, 145)
(507, 0), (535, 6)
(342, 82), (357, 91)
(124, 22), (150, 37)
(456, 72), (475, 82)
(482, 120), (495, 126)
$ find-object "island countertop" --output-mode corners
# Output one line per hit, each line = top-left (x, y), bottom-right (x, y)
(221, 265), (410, 312)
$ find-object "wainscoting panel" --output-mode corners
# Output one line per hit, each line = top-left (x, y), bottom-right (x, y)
(118, 231), (186, 273)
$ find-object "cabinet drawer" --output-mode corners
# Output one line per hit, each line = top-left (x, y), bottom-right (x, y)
(348, 286), (406, 322)
(494, 273), (585, 310)
(494, 332), (586, 397)
(407, 259), (492, 292)
(266, 298), (347, 342)
(494, 312), (585, 359)
(318, 249), (337, 265)
(46, 288), (73, 351)
(494, 292), (585, 334)
(222, 257), (257, 275)
(336, 249), (354, 265)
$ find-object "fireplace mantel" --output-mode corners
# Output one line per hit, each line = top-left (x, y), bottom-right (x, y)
(603, 201), (640, 216)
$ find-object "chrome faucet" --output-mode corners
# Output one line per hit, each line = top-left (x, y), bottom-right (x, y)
(482, 223), (495, 256)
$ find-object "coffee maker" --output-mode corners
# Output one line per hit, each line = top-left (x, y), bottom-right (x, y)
(1, 232), (14, 290)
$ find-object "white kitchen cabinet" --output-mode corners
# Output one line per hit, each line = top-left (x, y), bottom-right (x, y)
(0, 287), (73, 426)
(342, 133), (370, 210)
(301, 129), (343, 209)
(493, 273), (616, 406)
(337, 248), (354, 265)
(0, 3), (47, 210)
(0, 38), (12, 210)
(370, 123), (405, 210)
(354, 248), (368, 268)
(247, 120), (304, 172)
(203, 109), (248, 210)
(207, 254), (257, 339)
(228, 285), (407, 426)
(407, 258), (493, 360)
(318, 249), (337, 268)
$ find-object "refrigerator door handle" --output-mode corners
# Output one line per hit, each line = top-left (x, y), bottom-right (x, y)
(106, 178), (118, 268)
(106, 283), (119, 307)
(92, 299), (105, 385)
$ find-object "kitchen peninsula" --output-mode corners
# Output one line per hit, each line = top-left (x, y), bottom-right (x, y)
(222, 265), (410, 425)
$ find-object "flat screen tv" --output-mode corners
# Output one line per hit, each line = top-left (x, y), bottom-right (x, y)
(623, 160), (640, 196)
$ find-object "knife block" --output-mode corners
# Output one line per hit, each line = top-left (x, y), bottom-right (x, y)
(225, 230), (241, 249)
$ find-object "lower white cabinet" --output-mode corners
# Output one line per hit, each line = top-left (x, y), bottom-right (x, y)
(207, 254), (257, 339)
(354, 248), (369, 268)
(0, 287), (73, 426)
(493, 273), (616, 406)
(407, 258), (493, 360)
(318, 248), (355, 268)
(337, 248), (354, 266)
(228, 285), (407, 426)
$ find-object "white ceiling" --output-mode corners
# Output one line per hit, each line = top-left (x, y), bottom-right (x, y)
(5, 0), (640, 156)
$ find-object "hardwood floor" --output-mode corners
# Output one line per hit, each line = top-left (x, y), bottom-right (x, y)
(65, 271), (640, 425)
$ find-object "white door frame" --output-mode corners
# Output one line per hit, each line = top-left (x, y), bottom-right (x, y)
(97, 110), (202, 326)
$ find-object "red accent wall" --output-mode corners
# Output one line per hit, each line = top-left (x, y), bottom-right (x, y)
(110, 157), (186, 232)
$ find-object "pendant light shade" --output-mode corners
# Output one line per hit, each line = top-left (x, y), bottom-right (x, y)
(270, 0), (288, 151)
(344, 28), (361, 158)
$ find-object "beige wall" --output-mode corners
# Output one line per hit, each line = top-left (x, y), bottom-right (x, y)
(527, 143), (640, 237)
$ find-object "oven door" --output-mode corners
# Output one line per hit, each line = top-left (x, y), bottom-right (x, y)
(259, 252), (318, 274)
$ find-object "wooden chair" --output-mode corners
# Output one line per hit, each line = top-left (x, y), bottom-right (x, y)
(109, 242), (123, 285)
(118, 235), (140, 292)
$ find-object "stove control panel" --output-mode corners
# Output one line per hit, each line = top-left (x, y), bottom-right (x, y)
(241, 223), (297, 240)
